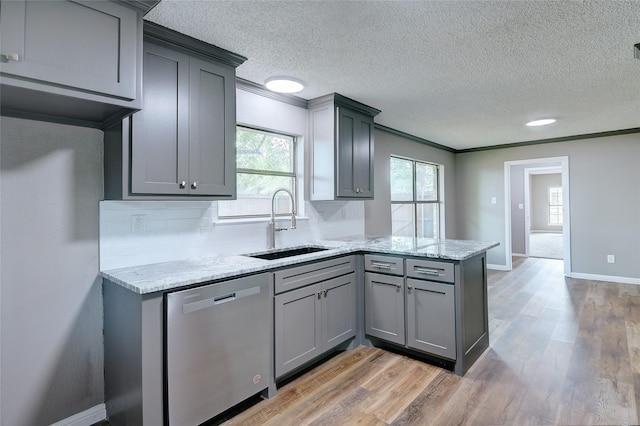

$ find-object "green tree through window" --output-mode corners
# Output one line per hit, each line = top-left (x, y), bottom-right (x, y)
(219, 127), (296, 218)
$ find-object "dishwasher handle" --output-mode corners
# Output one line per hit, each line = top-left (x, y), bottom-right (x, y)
(182, 286), (261, 314)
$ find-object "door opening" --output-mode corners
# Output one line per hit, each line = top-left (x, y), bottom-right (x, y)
(503, 157), (571, 275)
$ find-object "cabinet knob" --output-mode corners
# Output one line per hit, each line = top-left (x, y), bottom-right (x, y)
(355, 188), (361, 193)
(191, 181), (198, 189)
(407, 285), (413, 292)
(396, 283), (402, 290)
(4, 52), (19, 62)
(179, 181), (186, 189)
(317, 291), (322, 299)
(323, 289), (329, 297)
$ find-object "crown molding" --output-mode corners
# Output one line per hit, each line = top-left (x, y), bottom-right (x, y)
(236, 79), (308, 109)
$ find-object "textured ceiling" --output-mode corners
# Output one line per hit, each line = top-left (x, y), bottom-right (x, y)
(146, 1), (640, 150)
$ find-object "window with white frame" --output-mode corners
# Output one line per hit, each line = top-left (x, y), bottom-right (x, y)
(218, 126), (297, 218)
(390, 156), (442, 238)
(548, 186), (563, 225)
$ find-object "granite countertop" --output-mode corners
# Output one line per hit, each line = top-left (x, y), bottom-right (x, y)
(101, 237), (499, 294)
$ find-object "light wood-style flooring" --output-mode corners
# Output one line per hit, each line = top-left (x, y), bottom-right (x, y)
(218, 257), (640, 425)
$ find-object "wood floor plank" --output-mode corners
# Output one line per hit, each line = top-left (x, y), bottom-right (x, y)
(217, 258), (640, 426)
(390, 370), (463, 425)
(360, 361), (440, 423)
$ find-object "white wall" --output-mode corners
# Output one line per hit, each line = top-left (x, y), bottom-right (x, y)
(1, 117), (104, 425)
(456, 132), (640, 280)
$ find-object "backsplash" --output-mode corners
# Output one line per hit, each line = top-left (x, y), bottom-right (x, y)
(99, 200), (365, 270)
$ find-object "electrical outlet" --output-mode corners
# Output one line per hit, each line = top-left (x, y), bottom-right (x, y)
(491, 197), (497, 205)
(518, 203), (524, 210)
(607, 255), (615, 264)
(132, 215), (145, 233)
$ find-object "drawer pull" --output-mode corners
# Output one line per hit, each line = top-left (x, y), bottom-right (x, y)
(371, 262), (392, 270)
(415, 267), (441, 276)
(372, 280), (402, 290)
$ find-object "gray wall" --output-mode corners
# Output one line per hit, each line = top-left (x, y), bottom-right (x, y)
(0, 117), (104, 425)
(365, 129), (457, 239)
(531, 173), (562, 231)
(456, 132), (640, 279)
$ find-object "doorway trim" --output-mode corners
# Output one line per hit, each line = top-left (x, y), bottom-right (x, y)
(503, 156), (571, 275)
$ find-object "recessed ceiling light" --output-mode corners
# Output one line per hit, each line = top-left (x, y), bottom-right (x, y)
(526, 118), (556, 127)
(265, 77), (304, 94)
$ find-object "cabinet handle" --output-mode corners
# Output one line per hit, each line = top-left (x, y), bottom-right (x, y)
(415, 267), (441, 276)
(323, 289), (329, 297)
(407, 285), (413, 292)
(371, 280), (402, 290)
(317, 291), (322, 299)
(5, 52), (19, 61)
(191, 181), (198, 189)
(179, 181), (186, 189)
(371, 262), (391, 270)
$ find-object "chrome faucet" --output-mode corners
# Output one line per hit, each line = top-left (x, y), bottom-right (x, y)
(269, 188), (296, 249)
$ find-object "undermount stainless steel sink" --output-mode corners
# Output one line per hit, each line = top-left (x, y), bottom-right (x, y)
(245, 246), (329, 260)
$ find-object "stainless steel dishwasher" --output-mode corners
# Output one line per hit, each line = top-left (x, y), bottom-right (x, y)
(165, 273), (271, 426)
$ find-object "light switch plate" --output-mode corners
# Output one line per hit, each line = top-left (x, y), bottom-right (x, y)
(607, 255), (615, 263)
(491, 197), (497, 204)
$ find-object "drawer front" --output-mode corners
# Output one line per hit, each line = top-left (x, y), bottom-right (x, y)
(274, 256), (355, 294)
(406, 259), (454, 283)
(364, 254), (404, 276)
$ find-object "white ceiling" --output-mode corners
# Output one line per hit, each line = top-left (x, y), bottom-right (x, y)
(146, 0), (640, 150)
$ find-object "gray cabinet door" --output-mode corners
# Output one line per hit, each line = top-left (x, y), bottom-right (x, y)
(336, 107), (374, 198)
(274, 283), (322, 378)
(131, 42), (190, 195)
(188, 57), (236, 197)
(364, 272), (405, 345)
(0, 0), (137, 100)
(321, 273), (356, 349)
(406, 278), (456, 359)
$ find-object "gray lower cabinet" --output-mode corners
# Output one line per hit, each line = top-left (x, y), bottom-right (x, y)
(364, 255), (457, 361)
(274, 259), (356, 379)
(104, 22), (246, 199)
(406, 278), (456, 359)
(365, 253), (489, 375)
(308, 93), (380, 200)
(0, 0), (155, 128)
(364, 272), (405, 346)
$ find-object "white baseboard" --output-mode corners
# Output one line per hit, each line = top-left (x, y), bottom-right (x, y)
(568, 272), (640, 285)
(511, 253), (527, 257)
(50, 404), (106, 426)
(487, 263), (510, 271)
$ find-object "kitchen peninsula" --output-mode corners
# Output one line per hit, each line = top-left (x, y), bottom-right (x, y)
(102, 237), (498, 425)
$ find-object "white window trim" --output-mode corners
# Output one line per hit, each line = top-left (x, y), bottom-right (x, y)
(217, 126), (301, 220)
(390, 155), (445, 239)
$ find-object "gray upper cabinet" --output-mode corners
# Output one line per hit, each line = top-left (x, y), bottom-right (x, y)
(104, 22), (246, 199)
(309, 93), (380, 200)
(131, 41), (189, 195)
(0, 0), (157, 128)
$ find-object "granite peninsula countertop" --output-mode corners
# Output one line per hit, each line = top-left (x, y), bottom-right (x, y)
(101, 237), (499, 294)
